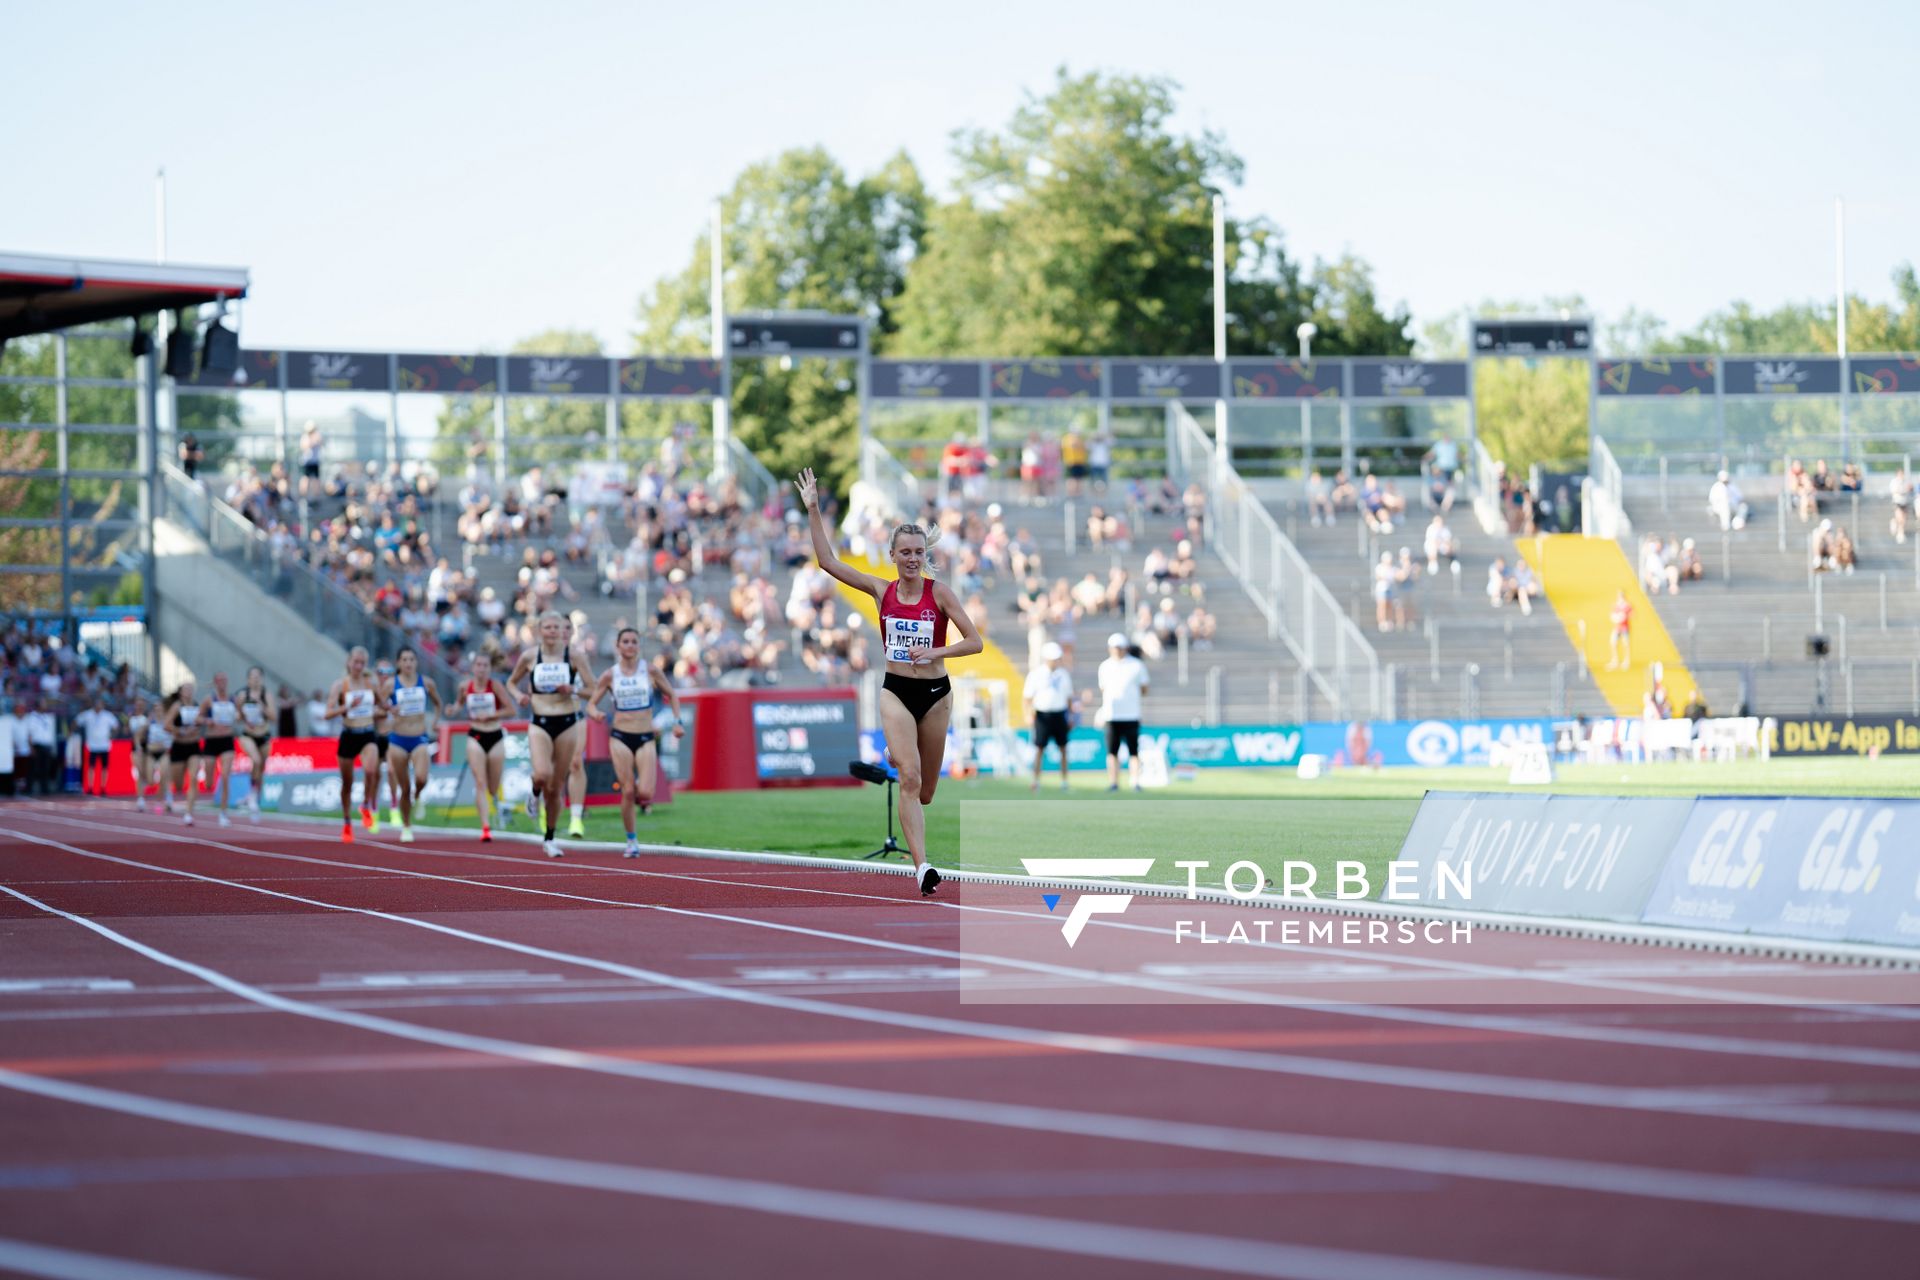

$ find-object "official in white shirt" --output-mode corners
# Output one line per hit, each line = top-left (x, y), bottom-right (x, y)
(1095, 632), (1150, 792)
(73, 696), (120, 797)
(24, 702), (60, 796)
(1022, 641), (1076, 792)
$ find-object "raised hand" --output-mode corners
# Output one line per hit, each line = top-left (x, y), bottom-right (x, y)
(794, 467), (819, 512)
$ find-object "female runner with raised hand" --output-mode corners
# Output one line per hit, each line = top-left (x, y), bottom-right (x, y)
(456, 650), (518, 842)
(235, 667), (276, 823)
(325, 647), (383, 843)
(507, 610), (593, 859)
(384, 646), (445, 844)
(795, 467), (982, 895)
(585, 626), (683, 859)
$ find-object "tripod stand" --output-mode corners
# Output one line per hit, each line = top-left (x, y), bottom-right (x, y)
(849, 760), (904, 860)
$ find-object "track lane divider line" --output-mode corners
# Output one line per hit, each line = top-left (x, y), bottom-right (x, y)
(0, 1068), (1609, 1280)
(5, 873), (1920, 1229)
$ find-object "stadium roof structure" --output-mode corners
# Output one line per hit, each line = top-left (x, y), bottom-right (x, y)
(0, 250), (249, 340)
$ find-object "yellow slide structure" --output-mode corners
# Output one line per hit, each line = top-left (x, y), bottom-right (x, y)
(836, 550), (1030, 725)
(1516, 534), (1697, 715)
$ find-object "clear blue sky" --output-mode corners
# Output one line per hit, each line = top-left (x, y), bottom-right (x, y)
(4, 0), (1911, 353)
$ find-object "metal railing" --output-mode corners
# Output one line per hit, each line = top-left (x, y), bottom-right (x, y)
(1586, 435), (1633, 541)
(1168, 406), (1380, 717)
(157, 463), (462, 691)
(1470, 438), (1505, 535)
(860, 437), (926, 522)
(716, 436), (782, 512)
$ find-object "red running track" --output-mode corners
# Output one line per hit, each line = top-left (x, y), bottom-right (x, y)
(1, 798), (1919, 1279)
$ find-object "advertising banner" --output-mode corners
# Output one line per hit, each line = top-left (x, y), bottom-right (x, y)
(1299, 719), (1555, 768)
(1392, 792), (1693, 921)
(1349, 360), (1470, 399)
(1763, 715), (1920, 757)
(285, 350), (390, 392)
(1228, 358), (1340, 399)
(1722, 357), (1842, 396)
(1642, 797), (1920, 947)
(751, 694), (860, 779)
(988, 360), (1101, 400)
(1107, 360), (1222, 401)
(1851, 356), (1920, 395)
(869, 360), (984, 400)
(617, 357), (722, 398)
(505, 355), (611, 397)
(1596, 358), (1716, 397)
(396, 354), (498, 394)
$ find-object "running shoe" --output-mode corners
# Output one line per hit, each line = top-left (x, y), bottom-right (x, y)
(480, 826), (492, 843)
(389, 806), (402, 829)
(182, 813), (194, 827)
(567, 817), (586, 839)
(217, 813), (231, 827)
(917, 863), (941, 896)
(543, 839), (563, 859)
(341, 823), (354, 844)
(360, 806), (378, 833)
(624, 837), (640, 859)
(639, 803), (652, 818)
(400, 828), (415, 844)
(248, 807), (261, 825)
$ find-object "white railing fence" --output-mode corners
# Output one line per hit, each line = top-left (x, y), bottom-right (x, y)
(1586, 434), (1633, 541)
(1167, 406), (1381, 718)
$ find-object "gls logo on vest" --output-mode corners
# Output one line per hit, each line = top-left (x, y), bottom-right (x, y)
(1020, 858), (1155, 946)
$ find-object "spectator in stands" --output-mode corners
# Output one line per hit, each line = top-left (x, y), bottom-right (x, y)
(1425, 434), (1462, 481)
(1086, 506), (1116, 549)
(1646, 662), (1672, 719)
(1143, 545), (1173, 596)
(1891, 470), (1914, 544)
(1307, 470), (1334, 526)
(1019, 432), (1044, 503)
(1423, 515), (1457, 576)
(1103, 566), (1130, 617)
(1393, 547), (1418, 630)
(1373, 551), (1399, 632)
(1009, 528), (1042, 580)
(1708, 470), (1749, 532)
(1145, 475), (1179, 516)
(1840, 462), (1864, 493)
(1360, 475), (1391, 534)
(1487, 557), (1512, 609)
(23, 699), (57, 795)
(1088, 428), (1112, 493)
(1788, 459), (1817, 522)
(1168, 540), (1199, 592)
(940, 433), (971, 500)
(1811, 519), (1837, 573)
(1640, 536), (1679, 596)
(276, 685), (300, 737)
(1328, 469), (1357, 517)
(1812, 458), (1837, 497)
(1834, 525), (1857, 575)
(1508, 561), (1535, 614)
(1676, 537), (1704, 584)
(1683, 689), (1709, 723)
(1424, 466), (1456, 516)
(306, 689), (335, 738)
(0, 698), (16, 797)
(1606, 590), (1633, 671)
(1061, 430), (1089, 498)
(1071, 572), (1106, 618)
(1152, 597), (1183, 649)
(299, 421), (324, 498)
(1186, 604), (1216, 649)
(1381, 480), (1409, 527)
(1181, 483), (1208, 546)
(178, 431), (204, 482)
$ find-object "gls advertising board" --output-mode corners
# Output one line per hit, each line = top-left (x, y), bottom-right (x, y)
(1396, 793), (1920, 950)
(1642, 798), (1920, 947)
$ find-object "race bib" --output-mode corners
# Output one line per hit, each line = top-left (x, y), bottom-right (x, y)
(884, 616), (936, 665)
(147, 723), (171, 747)
(612, 673), (651, 713)
(466, 692), (497, 719)
(177, 705), (199, 727)
(241, 701), (266, 727)
(394, 686), (427, 717)
(344, 688), (374, 718)
(533, 661), (570, 695)
(209, 700), (237, 726)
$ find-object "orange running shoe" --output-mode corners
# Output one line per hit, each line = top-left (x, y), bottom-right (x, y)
(360, 806), (376, 832)
(342, 823), (354, 843)
(480, 826), (492, 843)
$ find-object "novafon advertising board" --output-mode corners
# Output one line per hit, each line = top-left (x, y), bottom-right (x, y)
(1391, 792), (1692, 921)
(1641, 797), (1920, 947)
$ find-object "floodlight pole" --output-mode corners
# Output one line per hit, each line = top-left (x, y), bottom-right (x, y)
(711, 198), (733, 480)
(1836, 197), (1850, 457)
(1211, 193), (1229, 486)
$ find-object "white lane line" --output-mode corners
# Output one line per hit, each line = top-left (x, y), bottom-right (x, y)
(0, 979), (136, 994)
(48, 808), (1915, 1067)
(12, 826), (1919, 1138)
(0, 1071), (1606, 1280)
(5, 879), (1918, 1230)
(0, 1236), (246, 1280)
